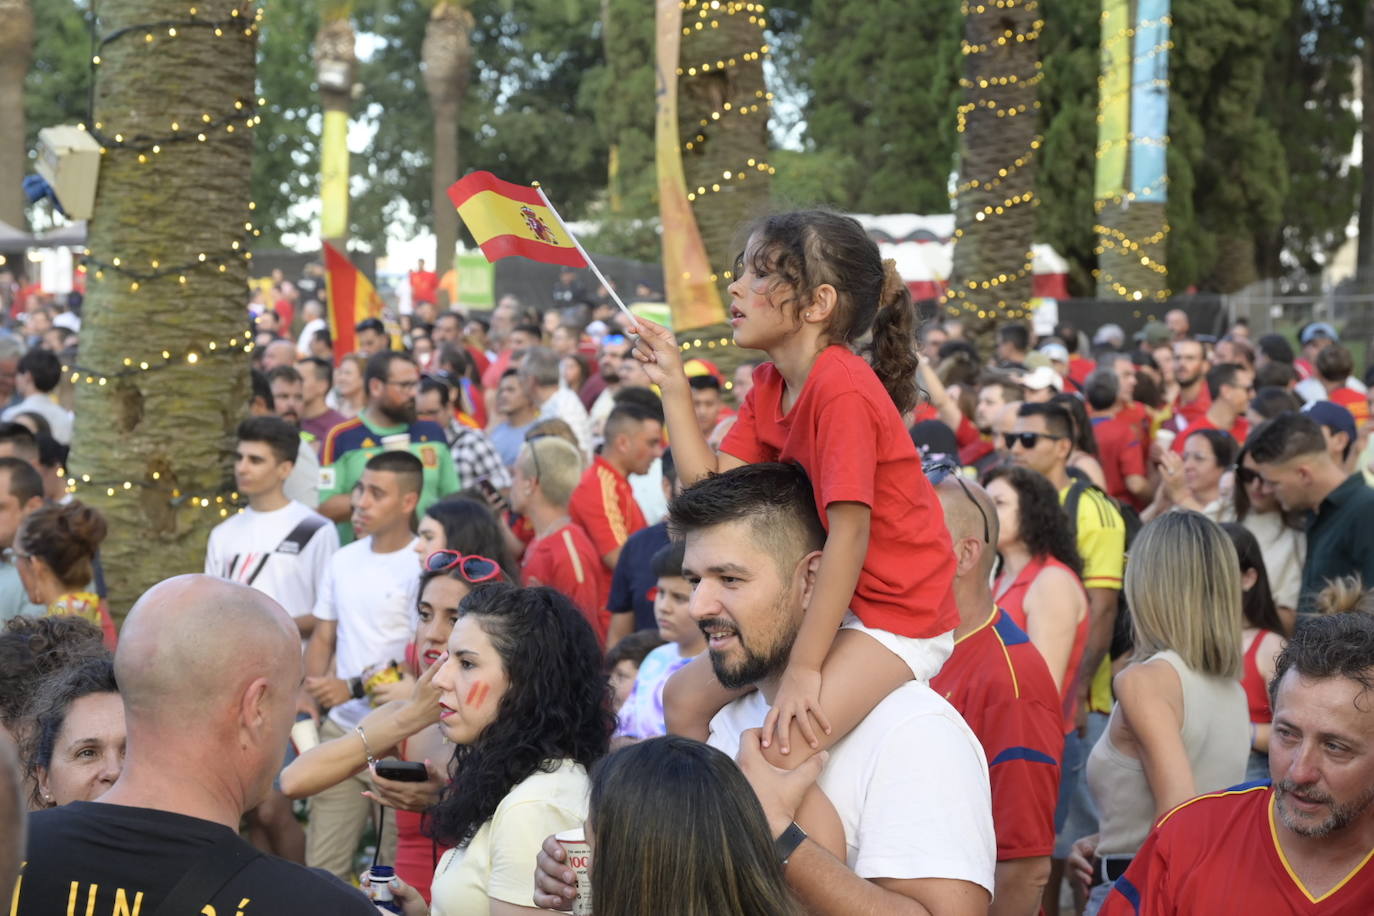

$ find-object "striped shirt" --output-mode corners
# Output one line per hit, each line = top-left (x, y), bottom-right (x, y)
(569, 455), (646, 566)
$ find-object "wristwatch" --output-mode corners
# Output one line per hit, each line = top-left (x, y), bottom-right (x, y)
(774, 821), (808, 865)
(348, 676), (365, 700)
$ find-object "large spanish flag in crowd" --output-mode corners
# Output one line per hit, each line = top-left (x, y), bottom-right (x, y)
(447, 172), (589, 269)
(323, 241), (385, 364)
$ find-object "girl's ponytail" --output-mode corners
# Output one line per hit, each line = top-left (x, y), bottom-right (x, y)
(868, 259), (920, 415)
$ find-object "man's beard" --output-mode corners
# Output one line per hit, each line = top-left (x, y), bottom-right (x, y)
(601, 366), (620, 383)
(1177, 370), (1202, 388)
(380, 401), (417, 426)
(701, 590), (797, 690)
(1275, 778), (1374, 838)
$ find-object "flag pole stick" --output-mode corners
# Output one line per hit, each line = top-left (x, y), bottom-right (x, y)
(533, 185), (640, 331)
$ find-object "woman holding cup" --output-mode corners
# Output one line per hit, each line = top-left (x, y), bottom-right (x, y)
(381, 583), (613, 915)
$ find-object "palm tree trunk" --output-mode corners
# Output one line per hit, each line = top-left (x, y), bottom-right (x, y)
(946, 0), (1042, 354)
(422, 1), (472, 295)
(70, 0), (256, 618)
(678, 0), (771, 299)
(0, 0), (34, 230)
(315, 10), (355, 251)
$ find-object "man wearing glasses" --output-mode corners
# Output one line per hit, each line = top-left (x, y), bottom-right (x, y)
(927, 465), (1064, 916)
(317, 352), (459, 544)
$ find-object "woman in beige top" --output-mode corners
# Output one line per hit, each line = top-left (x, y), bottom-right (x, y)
(1068, 511), (1250, 914)
(383, 583), (614, 915)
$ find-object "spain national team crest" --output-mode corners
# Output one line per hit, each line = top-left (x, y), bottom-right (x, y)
(419, 445), (439, 469)
(520, 206), (559, 245)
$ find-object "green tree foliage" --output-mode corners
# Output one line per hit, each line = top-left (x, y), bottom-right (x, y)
(792, 0), (960, 214)
(1035, 0), (1098, 295)
(24, 0), (89, 151)
(252, 0), (321, 247)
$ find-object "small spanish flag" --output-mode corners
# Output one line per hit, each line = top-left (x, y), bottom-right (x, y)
(323, 241), (386, 364)
(447, 171), (589, 269)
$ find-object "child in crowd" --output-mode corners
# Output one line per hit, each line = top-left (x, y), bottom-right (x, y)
(615, 543), (704, 739)
(634, 209), (959, 767)
(605, 630), (665, 714)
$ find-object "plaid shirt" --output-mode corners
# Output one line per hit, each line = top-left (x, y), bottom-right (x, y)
(447, 421), (512, 490)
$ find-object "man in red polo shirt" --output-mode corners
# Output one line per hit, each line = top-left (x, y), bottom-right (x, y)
(929, 471), (1063, 916)
(1084, 369), (1149, 509)
(513, 435), (610, 643)
(1098, 611), (1374, 914)
(1098, 352), (1151, 465)
(1172, 362), (1252, 453)
(569, 401), (662, 569)
(1169, 338), (1211, 431)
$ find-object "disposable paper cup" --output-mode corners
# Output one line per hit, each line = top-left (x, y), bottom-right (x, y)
(555, 827), (593, 915)
(1154, 428), (1176, 452)
(290, 717), (319, 755)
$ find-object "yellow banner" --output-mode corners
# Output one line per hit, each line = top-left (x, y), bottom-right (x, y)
(321, 108), (350, 240)
(655, 0), (726, 330)
(1094, 0), (1131, 200)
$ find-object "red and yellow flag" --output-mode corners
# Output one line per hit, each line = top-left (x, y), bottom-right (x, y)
(447, 172), (589, 269)
(323, 241), (385, 364)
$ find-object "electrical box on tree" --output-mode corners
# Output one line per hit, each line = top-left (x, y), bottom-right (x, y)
(35, 126), (101, 221)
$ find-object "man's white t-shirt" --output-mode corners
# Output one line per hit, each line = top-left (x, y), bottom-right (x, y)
(313, 536), (419, 730)
(204, 500), (338, 619)
(708, 682), (996, 894)
(285, 437), (320, 508)
(539, 387), (593, 460)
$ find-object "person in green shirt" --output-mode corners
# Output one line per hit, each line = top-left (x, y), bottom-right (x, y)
(318, 352), (460, 543)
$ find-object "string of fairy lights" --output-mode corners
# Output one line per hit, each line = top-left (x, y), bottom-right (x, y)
(63, 3), (264, 512)
(1093, 7), (1172, 304)
(942, 0), (1042, 321)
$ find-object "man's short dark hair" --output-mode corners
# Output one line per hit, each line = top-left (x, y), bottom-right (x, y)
(436, 312), (463, 330)
(298, 356), (333, 388)
(364, 450), (423, 496)
(17, 350), (60, 394)
(250, 369), (273, 411)
(1250, 387), (1301, 420)
(977, 371), (1024, 405)
(419, 375), (452, 405)
(1315, 343), (1354, 383)
(266, 365), (302, 386)
(236, 416), (299, 466)
(467, 315), (490, 334)
(1083, 369), (1120, 411)
(650, 540), (688, 580)
(612, 386), (665, 424)
(605, 401), (662, 443)
(668, 462), (825, 576)
(1270, 611), (1374, 707)
(34, 434), (64, 473)
(1205, 362), (1245, 400)
(355, 317), (386, 336)
(364, 351), (418, 390)
(1247, 412), (1328, 465)
(997, 323), (1029, 353)
(0, 424), (38, 463)
(0, 457), (43, 505)
(1256, 333), (1295, 366)
(1053, 322), (1079, 355)
(1016, 401), (1073, 440)
(688, 374), (722, 393)
(513, 323), (543, 339)
(1255, 360), (1295, 390)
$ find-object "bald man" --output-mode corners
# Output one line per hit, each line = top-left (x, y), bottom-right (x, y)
(928, 471), (1064, 916)
(16, 575), (375, 914)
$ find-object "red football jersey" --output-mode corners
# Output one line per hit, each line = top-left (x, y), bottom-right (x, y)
(1102, 783), (1374, 914)
(931, 608), (1063, 860)
(568, 455), (647, 566)
(1091, 415), (1147, 509)
(722, 346), (959, 639)
(521, 522), (611, 643)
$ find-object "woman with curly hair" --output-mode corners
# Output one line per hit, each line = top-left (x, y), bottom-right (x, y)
(383, 582), (613, 915)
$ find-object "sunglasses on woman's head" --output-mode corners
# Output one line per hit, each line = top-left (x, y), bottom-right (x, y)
(423, 550), (503, 583)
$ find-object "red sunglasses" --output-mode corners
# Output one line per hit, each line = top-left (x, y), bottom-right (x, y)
(423, 550), (504, 584)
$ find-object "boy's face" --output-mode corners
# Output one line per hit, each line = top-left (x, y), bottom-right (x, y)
(654, 575), (695, 644)
(608, 659), (638, 712)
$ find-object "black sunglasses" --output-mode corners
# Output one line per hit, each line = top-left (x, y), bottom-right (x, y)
(1235, 466), (1261, 487)
(923, 459), (990, 544)
(423, 550), (503, 583)
(1003, 432), (1064, 450)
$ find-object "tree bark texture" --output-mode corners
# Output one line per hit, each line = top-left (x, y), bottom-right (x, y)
(71, 0), (255, 617)
(946, 0), (1042, 351)
(0, 0), (34, 230)
(1097, 200), (1169, 304)
(678, 0), (771, 298)
(1358, 0), (1374, 288)
(315, 13), (355, 251)
(422, 1), (473, 286)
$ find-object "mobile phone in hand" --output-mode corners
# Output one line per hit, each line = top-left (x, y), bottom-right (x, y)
(476, 477), (510, 513)
(373, 760), (429, 782)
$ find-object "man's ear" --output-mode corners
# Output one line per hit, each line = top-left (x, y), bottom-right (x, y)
(952, 536), (984, 578)
(238, 677), (271, 749)
(793, 549), (825, 608)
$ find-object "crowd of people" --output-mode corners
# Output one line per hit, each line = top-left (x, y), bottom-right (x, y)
(1, 209), (1373, 914)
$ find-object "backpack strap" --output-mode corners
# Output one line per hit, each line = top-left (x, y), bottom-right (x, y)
(243, 515), (328, 586)
(148, 830), (262, 916)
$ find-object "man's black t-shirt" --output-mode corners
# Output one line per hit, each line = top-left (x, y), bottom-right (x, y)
(18, 802), (376, 915)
